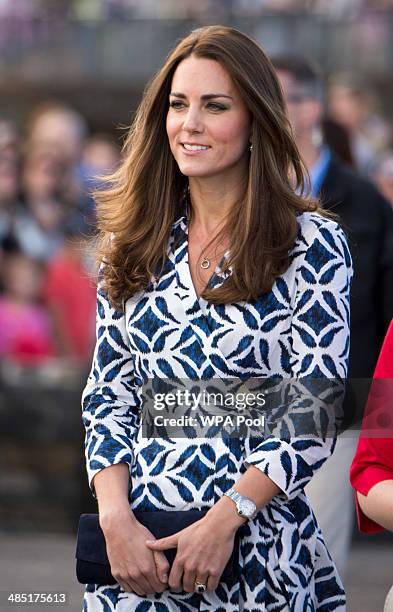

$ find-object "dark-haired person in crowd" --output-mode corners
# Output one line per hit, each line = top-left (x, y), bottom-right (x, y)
(0, 118), (22, 258)
(0, 146), (20, 249)
(81, 26), (351, 611)
(79, 133), (121, 223)
(13, 145), (68, 261)
(273, 55), (393, 576)
(321, 117), (355, 169)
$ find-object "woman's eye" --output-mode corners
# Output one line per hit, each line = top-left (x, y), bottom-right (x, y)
(169, 101), (185, 109)
(168, 100), (227, 111)
(207, 103), (227, 111)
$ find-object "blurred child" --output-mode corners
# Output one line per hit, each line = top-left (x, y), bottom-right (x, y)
(0, 252), (56, 365)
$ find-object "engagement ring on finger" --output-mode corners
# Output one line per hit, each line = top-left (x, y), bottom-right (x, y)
(194, 580), (207, 593)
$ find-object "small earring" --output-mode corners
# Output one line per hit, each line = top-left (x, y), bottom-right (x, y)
(249, 143), (253, 152)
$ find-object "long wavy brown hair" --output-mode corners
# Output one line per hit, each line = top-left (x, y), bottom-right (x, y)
(94, 25), (325, 311)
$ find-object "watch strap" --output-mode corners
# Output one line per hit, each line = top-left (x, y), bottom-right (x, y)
(224, 488), (242, 504)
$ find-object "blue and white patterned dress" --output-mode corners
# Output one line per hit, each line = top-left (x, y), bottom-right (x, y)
(82, 206), (352, 611)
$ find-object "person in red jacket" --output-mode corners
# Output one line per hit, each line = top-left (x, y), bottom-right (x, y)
(43, 218), (96, 365)
(350, 319), (393, 533)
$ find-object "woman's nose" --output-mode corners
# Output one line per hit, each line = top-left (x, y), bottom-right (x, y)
(182, 108), (203, 133)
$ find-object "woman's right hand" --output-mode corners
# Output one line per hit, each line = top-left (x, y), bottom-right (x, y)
(100, 508), (170, 596)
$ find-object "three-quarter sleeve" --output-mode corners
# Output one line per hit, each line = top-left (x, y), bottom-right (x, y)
(243, 219), (353, 500)
(81, 280), (141, 498)
(350, 319), (393, 532)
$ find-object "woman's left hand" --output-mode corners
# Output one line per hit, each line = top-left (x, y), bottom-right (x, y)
(145, 516), (236, 592)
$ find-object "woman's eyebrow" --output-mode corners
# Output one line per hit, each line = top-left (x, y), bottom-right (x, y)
(169, 92), (233, 100)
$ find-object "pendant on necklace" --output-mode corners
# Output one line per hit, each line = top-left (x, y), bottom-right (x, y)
(200, 257), (211, 269)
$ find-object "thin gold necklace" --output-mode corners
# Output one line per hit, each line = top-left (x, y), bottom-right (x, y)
(186, 194), (218, 270)
(187, 205), (212, 269)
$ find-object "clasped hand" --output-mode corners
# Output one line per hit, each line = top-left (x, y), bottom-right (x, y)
(146, 516), (236, 593)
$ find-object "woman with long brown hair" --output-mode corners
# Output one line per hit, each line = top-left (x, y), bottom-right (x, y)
(81, 25), (352, 610)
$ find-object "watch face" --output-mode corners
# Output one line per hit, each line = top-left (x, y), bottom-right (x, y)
(238, 499), (256, 518)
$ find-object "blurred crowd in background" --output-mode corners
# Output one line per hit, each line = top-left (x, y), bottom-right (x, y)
(0, 0), (392, 20)
(0, 0), (393, 382)
(0, 104), (121, 376)
(0, 74), (392, 377)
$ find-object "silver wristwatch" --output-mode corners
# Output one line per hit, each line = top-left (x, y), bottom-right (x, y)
(224, 488), (257, 520)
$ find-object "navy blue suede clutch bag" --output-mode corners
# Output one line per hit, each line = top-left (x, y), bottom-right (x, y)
(76, 510), (240, 588)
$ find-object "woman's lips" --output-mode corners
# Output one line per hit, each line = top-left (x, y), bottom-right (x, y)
(180, 143), (211, 155)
